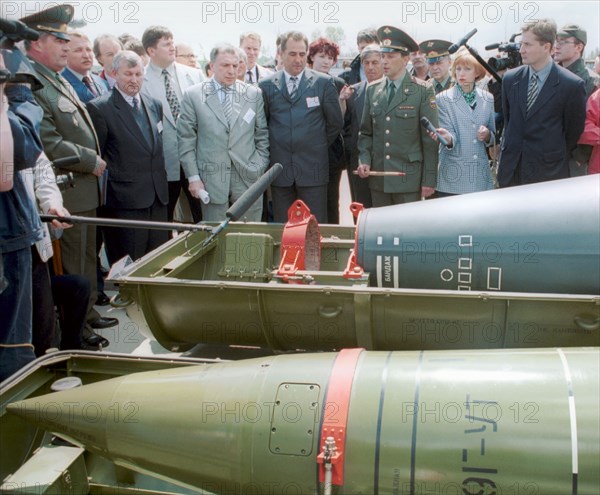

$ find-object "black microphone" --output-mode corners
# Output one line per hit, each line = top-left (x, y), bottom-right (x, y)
(485, 42), (501, 51)
(448, 28), (478, 54)
(420, 117), (450, 147)
(0, 18), (40, 41)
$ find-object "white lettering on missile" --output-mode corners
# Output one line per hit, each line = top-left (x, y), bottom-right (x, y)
(487, 267), (502, 290)
(377, 236), (383, 246)
(458, 235), (473, 247)
(440, 269), (454, 282)
(377, 256), (382, 287)
(384, 256), (392, 283)
(393, 257), (399, 288)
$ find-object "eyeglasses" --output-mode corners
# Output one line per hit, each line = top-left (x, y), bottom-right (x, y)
(555, 40), (579, 46)
(177, 54), (197, 59)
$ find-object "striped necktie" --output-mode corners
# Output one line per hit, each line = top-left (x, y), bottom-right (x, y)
(162, 68), (180, 120)
(246, 70), (254, 84)
(526, 72), (538, 113)
(289, 76), (298, 99)
(221, 87), (233, 124)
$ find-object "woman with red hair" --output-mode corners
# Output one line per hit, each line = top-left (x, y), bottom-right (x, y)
(308, 37), (348, 223)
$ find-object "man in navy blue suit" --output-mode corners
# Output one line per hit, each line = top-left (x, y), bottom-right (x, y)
(62, 31), (109, 103)
(87, 51), (168, 264)
(498, 19), (586, 187)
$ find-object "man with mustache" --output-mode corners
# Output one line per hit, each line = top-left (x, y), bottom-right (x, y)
(87, 51), (168, 264)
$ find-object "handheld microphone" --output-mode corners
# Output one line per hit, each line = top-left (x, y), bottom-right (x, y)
(420, 117), (450, 147)
(448, 28), (478, 54)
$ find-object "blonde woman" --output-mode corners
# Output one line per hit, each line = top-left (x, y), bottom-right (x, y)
(432, 48), (496, 196)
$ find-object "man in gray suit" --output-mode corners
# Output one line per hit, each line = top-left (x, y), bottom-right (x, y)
(178, 43), (270, 222)
(259, 31), (344, 223)
(141, 26), (204, 223)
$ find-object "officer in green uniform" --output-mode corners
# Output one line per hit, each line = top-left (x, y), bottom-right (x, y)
(21, 4), (117, 343)
(358, 26), (439, 206)
(555, 25), (599, 98)
(554, 24), (599, 176)
(420, 39), (454, 94)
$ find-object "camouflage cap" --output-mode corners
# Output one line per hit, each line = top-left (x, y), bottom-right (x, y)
(377, 26), (418, 54)
(557, 24), (587, 45)
(419, 39), (452, 63)
(20, 4), (74, 41)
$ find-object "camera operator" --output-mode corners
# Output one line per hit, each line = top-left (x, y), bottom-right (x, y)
(0, 48), (45, 381)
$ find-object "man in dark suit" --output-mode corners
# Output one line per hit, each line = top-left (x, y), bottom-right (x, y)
(342, 43), (384, 209)
(339, 28), (379, 85)
(22, 4), (117, 341)
(87, 51), (169, 264)
(259, 31), (344, 223)
(498, 19), (587, 187)
(62, 32), (109, 103)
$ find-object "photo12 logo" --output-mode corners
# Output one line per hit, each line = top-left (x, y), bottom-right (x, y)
(1, 2), (141, 24)
(201, 1), (340, 24)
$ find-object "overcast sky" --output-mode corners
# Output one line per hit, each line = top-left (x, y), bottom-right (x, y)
(5, 1), (599, 61)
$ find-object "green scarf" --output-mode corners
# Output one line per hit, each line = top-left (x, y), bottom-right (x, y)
(458, 84), (477, 107)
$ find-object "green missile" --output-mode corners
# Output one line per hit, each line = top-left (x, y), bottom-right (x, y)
(7, 348), (599, 494)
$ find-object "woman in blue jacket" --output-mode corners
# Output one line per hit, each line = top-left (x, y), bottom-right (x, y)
(432, 48), (496, 196)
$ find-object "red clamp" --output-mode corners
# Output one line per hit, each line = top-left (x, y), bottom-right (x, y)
(343, 203), (365, 279)
(277, 200), (321, 283)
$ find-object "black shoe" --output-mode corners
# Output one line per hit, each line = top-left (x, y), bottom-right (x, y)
(82, 333), (110, 349)
(89, 317), (119, 329)
(95, 291), (110, 306)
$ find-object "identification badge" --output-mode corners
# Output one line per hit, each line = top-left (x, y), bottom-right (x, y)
(157, 121), (163, 133)
(243, 108), (256, 124)
(306, 96), (320, 108)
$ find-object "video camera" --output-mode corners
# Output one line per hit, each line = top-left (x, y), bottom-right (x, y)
(1, 17), (40, 85)
(486, 33), (522, 72)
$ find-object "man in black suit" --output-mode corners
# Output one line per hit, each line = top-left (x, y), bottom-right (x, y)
(87, 51), (168, 264)
(259, 31), (344, 223)
(498, 19), (586, 187)
(339, 28), (379, 85)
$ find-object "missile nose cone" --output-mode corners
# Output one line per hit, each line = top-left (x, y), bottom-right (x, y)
(6, 376), (127, 454)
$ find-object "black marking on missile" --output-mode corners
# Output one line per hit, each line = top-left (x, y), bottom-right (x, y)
(373, 351), (392, 494)
(409, 351), (424, 495)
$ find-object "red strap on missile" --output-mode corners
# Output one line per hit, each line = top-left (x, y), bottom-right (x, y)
(317, 348), (364, 485)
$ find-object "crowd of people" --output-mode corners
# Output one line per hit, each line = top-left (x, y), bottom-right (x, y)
(1, 3), (599, 380)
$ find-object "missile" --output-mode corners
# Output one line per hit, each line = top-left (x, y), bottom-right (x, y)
(7, 348), (600, 494)
(356, 175), (600, 293)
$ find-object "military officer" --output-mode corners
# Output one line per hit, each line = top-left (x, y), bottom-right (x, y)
(420, 39), (454, 94)
(358, 26), (439, 206)
(21, 4), (116, 345)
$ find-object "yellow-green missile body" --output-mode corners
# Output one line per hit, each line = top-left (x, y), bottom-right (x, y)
(7, 347), (600, 494)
